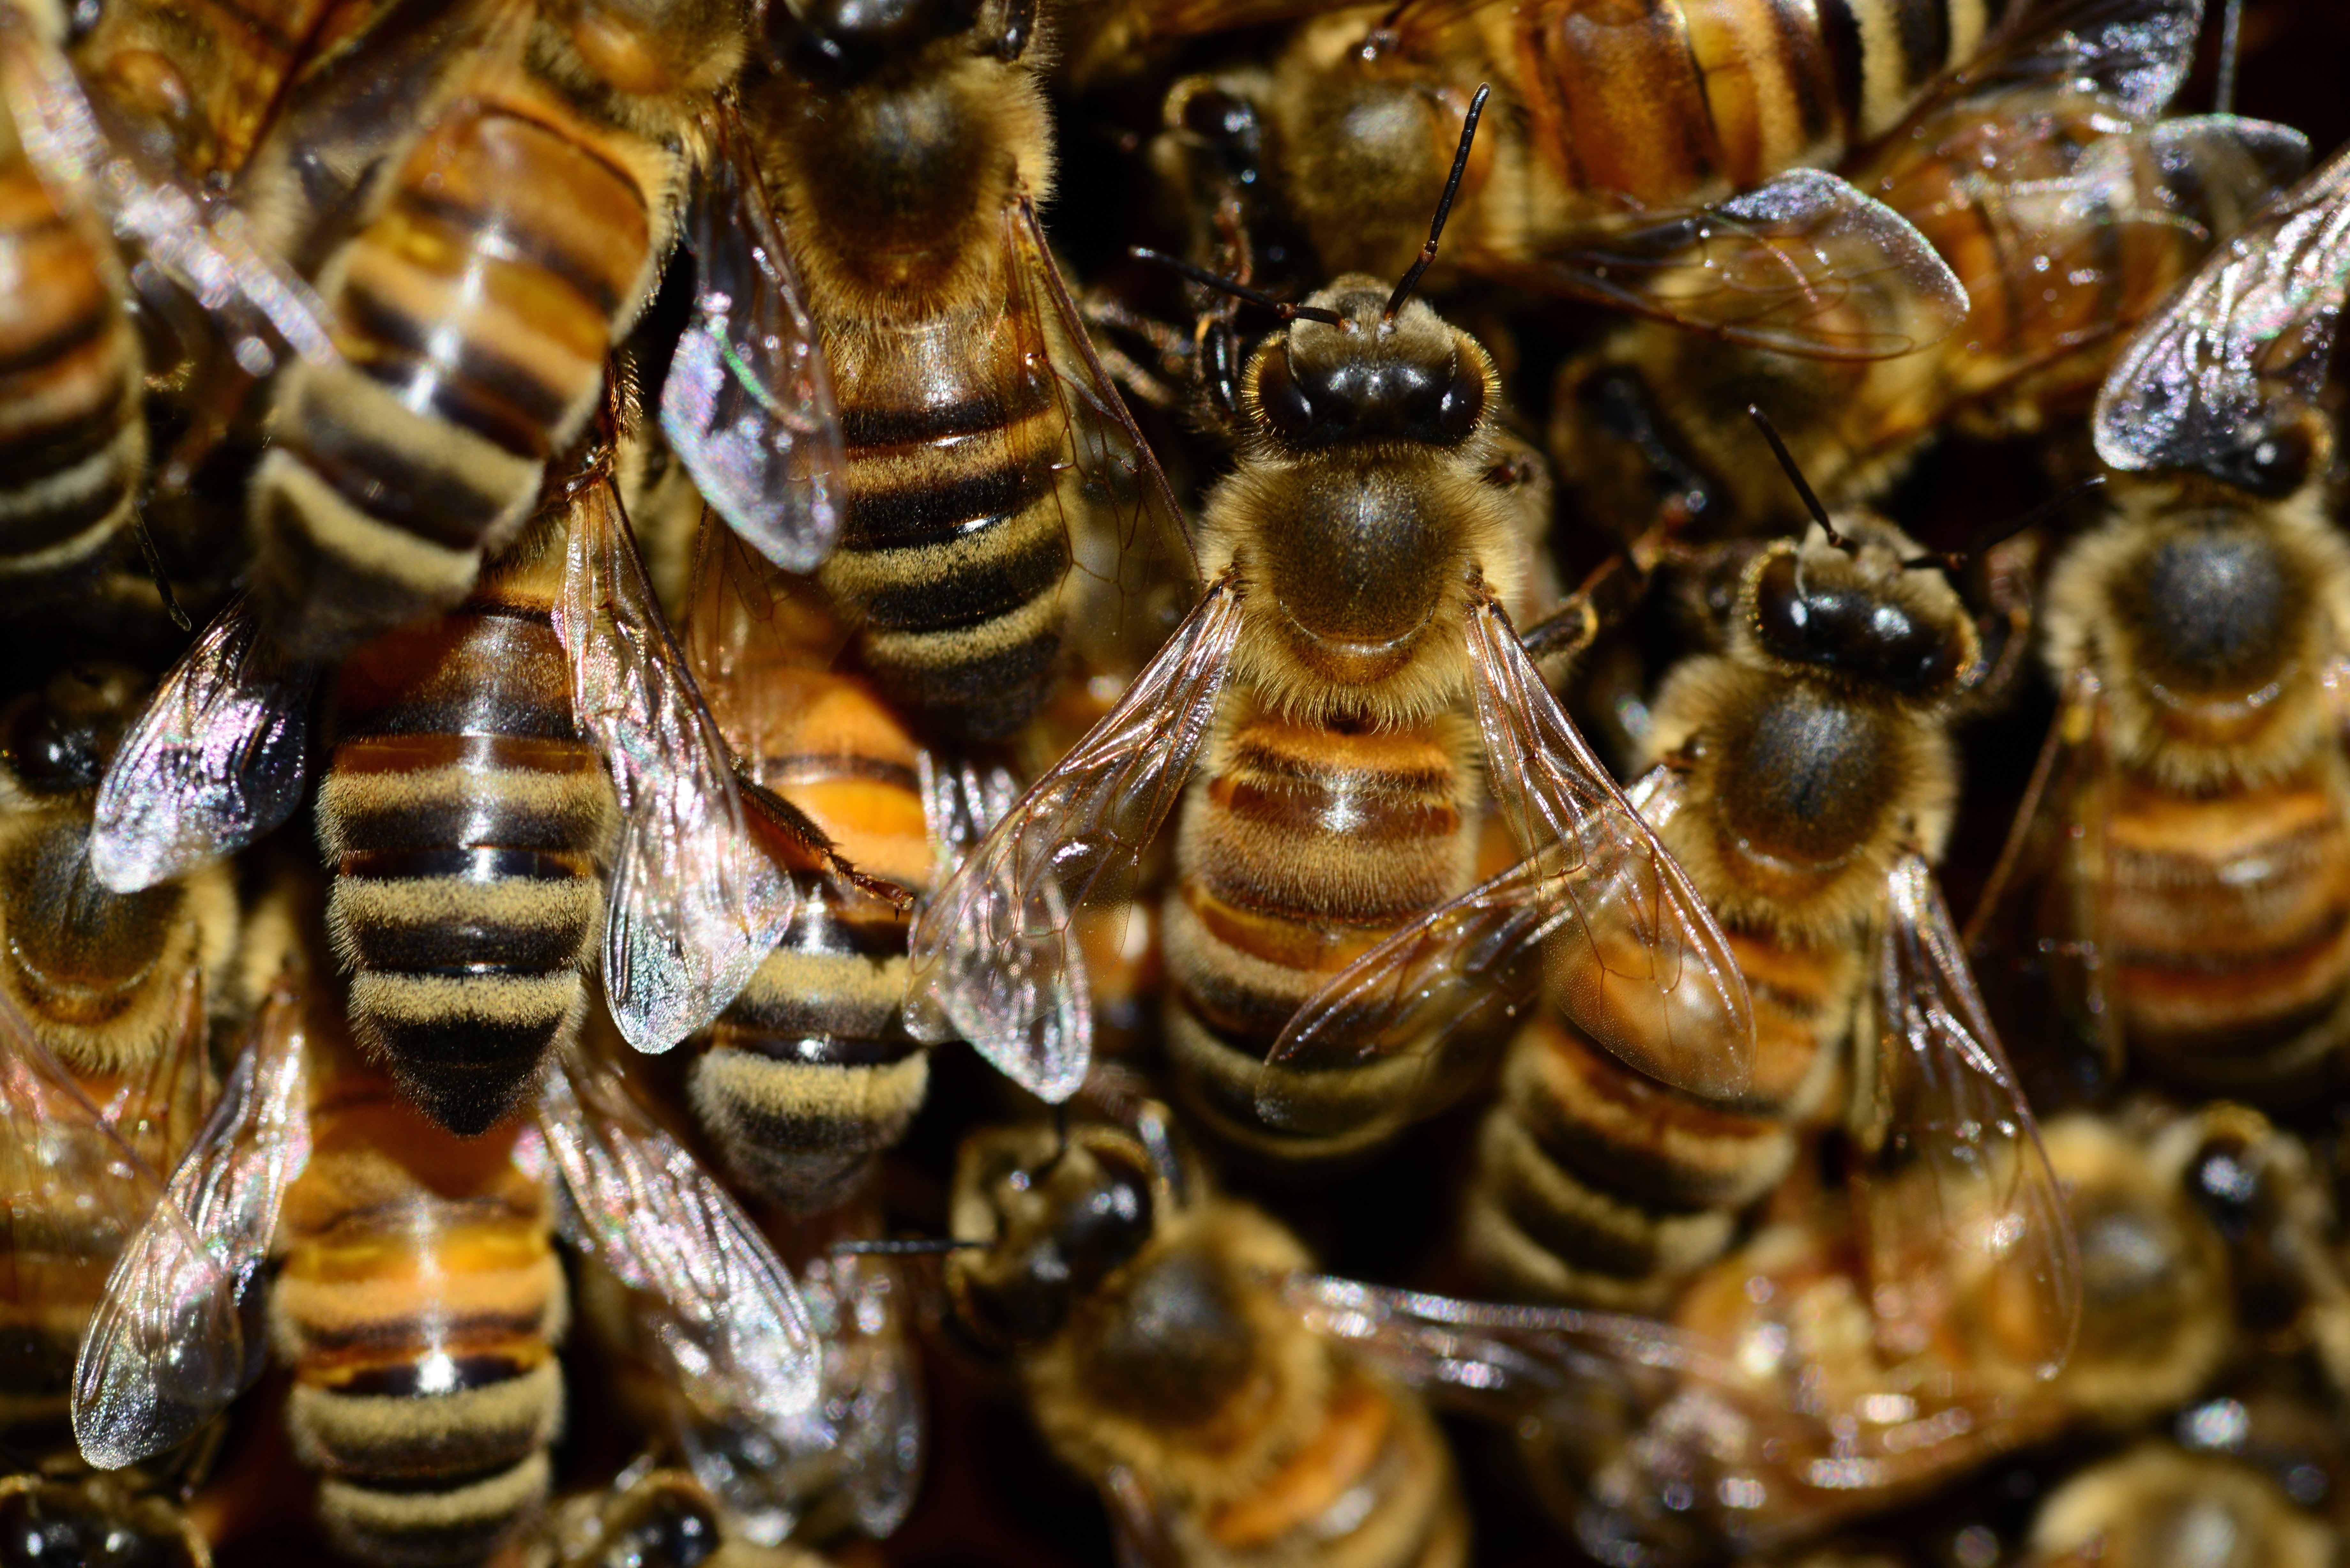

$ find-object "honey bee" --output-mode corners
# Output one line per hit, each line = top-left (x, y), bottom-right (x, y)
(0, 664), (236, 1468)
(1115, 0), (2237, 370)
(1257, 506), (2071, 1315)
(739, 0), (1198, 747)
(2022, 1443), (2339, 1568)
(71, 942), (825, 1565)
(677, 523), (934, 1215)
(1550, 63), (2306, 533)
(1968, 142), (2350, 1106)
(942, 1097), (1470, 1565)
(529, 1465), (833, 1568)
(1322, 1104), (2274, 1564)
(84, 406), (864, 1133)
(909, 100), (1755, 1123)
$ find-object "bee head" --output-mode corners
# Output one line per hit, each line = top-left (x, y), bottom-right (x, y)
(1242, 285), (1492, 451)
(1743, 519), (1977, 700)
(766, 0), (990, 81)
(946, 1122), (1162, 1350)
(1, 664), (143, 797)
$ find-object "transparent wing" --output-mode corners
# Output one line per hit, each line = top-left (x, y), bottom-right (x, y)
(0, 0), (335, 373)
(903, 577), (1243, 1102)
(2094, 143), (2350, 477)
(661, 115), (845, 576)
(89, 596), (319, 894)
(1469, 601), (1751, 1095)
(1476, 170), (1969, 360)
(1962, 669), (2120, 1103)
(1258, 764), (1726, 1133)
(554, 477), (796, 1052)
(1008, 197), (1202, 678)
(1288, 1274), (1724, 1420)
(1858, 855), (2081, 1382)
(72, 980), (311, 1469)
(538, 1040), (819, 1428)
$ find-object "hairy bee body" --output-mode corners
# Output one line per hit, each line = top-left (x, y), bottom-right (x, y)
(746, 30), (1083, 743)
(249, 0), (738, 659)
(273, 1036), (567, 1567)
(949, 1119), (1468, 1567)
(2021, 485), (2350, 1098)
(1165, 706), (1496, 1160)
(690, 665), (933, 1214)
(1468, 525), (1963, 1309)
(0, 667), (235, 1459)
(318, 527), (617, 1135)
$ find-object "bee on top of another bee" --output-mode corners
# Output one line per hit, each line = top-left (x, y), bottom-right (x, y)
(910, 93), (1757, 1134)
(1970, 141), (2350, 1111)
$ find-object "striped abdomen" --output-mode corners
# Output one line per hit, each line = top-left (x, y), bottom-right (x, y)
(250, 55), (659, 660)
(317, 539), (616, 1136)
(1162, 706), (1490, 1160)
(274, 1054), (565, 1567)
(815, 303), (1074, 743)
(1465, 928), (1856, 1311)
(690, 669), (933, 1215)
(2090, 766), (2350, 1095)
(1498, 0), (2015, 209)
(0, 150), (141, 601)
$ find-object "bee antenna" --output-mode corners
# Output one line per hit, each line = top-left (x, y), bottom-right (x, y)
(2214, 0), (2243, 115)
(1386, 83), (1490, 321)
(1034, 1102), (1073, 1179)
(832, 1236), (988, 1256)
(1129, 248), (1346, 326)
(131, 515), (190, 632)
(1747, 405), (1854, 554)
(1899, 475), (2107, 574)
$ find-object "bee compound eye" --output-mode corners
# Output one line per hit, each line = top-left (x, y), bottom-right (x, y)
(1255, 346), (1316, 440)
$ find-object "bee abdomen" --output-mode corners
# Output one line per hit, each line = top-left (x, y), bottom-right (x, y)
(1164, 715), (1486, 1158)
(321, 593), (616, 1135)
(0, 167), (141, 590)
(2102, 779), (2350, 1092)
(251, 104), (650, 659)
(1512, 0), (2010, 203)
(820, 308), (1071, 741)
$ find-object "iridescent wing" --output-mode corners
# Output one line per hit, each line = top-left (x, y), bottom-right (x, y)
(903, 577), (1244, 1102)
(72, 979), (312, 1469)
(0, 0), (336, 373)
(1473, 170), (1969, 360)
(537, 1039), (819, 1428)
(1962, 668), (2121, 1102)
(554, 477), (796, 1052)
(88, 596), (319, 895)
(2094, 142), (2350, 479)
(1856, 854), (2082, 1382)
(1891, 0), (2204, 128)
(1256, 763), (1732, 1136)
(661, 113), (845, 575)
(1008, 196), (1202, 678)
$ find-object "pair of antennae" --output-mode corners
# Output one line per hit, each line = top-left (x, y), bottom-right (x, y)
(1133, 82), (1491, 327)
(1747, 405), (2104, 573)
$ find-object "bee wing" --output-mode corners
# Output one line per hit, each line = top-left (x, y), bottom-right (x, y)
(1286, 1274), (1728, 1421)
(1857, 854), (2082, 1382)
(1008, 197), (1203, 679)
(72, 981), (312, 1469)
(1258, 764), (1711, 1135)
(0, 1), (335, 371)
(537, 1039), (820, 1426)
(1476, 170), (1969, 361)
(2094, 143), (2350, 477)
(1893, 0), (2203, 128)
(1471, 601), (1751, 1094)
(903, 577), (1244, 1102)
(1963, 669), (2121, 1100)
(661, 115), (845, 576)
(798, 1252), (924, 1540)
(88, 595), (319, 895)
(554, 477), (797, 1052)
